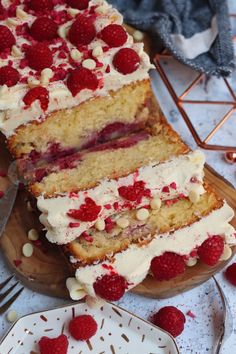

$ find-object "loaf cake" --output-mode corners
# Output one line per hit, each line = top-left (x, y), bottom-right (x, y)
(0, 0), (153, 163)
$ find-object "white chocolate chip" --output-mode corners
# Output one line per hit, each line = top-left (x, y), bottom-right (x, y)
(116, 217), (129, 229)
(136, 208), (150, 221)
(95, 219), (106, 231)
(67, 8), (80, 17)
(133, 30), (144, 41)
(6, 310), (18, 323)
(92, 45), (103, 58)
(220, 244), (232, 261)
(40, 68), (53, 86)
(6, 18), (19, 27)
(16, 7), (28, 20)
(150, 197), (161, 210)
(58, 24), (69, 39)
(96, 5), (108, 14)
(82, 59), (96, 70)
(86, 295), (105, 309)
(185, 258), (197, 267)
(50, 87), (72, 98)
(189, 190), (200, 204)
(66, 277), (87, 301)
(28, 229), (39, 241)
(71, 48), (82, 61)
(22, 243), (33, 257)
(11, 45), (22, 57)
(27, 77), (40, 88)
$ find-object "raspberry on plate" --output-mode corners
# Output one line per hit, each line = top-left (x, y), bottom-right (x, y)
(30, 17), (58, 41)
(26, 43), (53, 71)
(69, 315), (97, 341)
(0, 25), (15, 52)
(150, 252), (186, 281)
(93, 274), (127, 301)
(197, 235), (224, 266)
(66, 0), (90, 10)
(29, 0), (54, 12)
(113, 48), (140, 74)
(23, 87), (49, 111)
(0, 66), (19, 87)
(38, 334), (68, 354)
(225, 262), (236, 286)
(101, 24), (128, 48)
(67, 68), (98, 96)
(153, 306), (186, 337)
(68, 15), (96, 46)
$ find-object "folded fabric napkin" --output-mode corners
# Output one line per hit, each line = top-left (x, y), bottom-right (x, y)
(109, 0), (235, 76)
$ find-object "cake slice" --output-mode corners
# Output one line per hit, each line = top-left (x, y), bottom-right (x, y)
(0, 0), (154, 161)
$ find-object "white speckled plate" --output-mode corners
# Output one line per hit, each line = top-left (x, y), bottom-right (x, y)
(0, 302), (179, 354)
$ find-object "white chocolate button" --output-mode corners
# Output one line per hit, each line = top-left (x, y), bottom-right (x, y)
(16, 7), (28, 20)
(133, 30), (144, 41)
(40, 68), (53, 86)
(28, 229), (39, 241)
(58, 24), (69, 39)
(22, 243), (33, 257)
(116, 217), (129, 229)
(27, 77), (40, 88)
(150, 197), (161, 210)
(11, 45), (22, 57)
(189, 190), (200, 204)
(92, 46), (103, 58)
(6, 310), (18, 323)
(6, 18), (19, 27)
(67, 8), (80, 17)
(185, 258), (197, 267)
(96, 5), (108, 14)
(136, 208), (150, 221)
(82, 59), (96, 70)
(66, 277), (87, 301)
(95, 219), (105, 231)
(71, 48), (82, 61)
(220, 244), (232, 261)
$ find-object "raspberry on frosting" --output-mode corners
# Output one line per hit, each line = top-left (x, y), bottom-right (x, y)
(0, 25), (15, 52)
(67, 197), (101, 222)
(67, 68), (99, 96)
(153, 306), (186, 337)
(23, 86), (49, 111)
(0, 66), (19, 87)
(0, 1), (7, 20)
(30, 17), (58, 41)
(113, 48), (140, 74)
(93, 274), (127, 301)
(118, 181), (151, 203)
(66, 0), (90, 10)
(197, 235), (224, 266)
(26, 43), (53, 71)
(29, 0), (54, 12)
(151, 252), (186, 281)
(101, 24), (128, 48)
(69, 315), (97, 341)
(68, 15), (96, 46)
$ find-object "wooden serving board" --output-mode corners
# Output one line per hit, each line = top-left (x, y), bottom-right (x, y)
(0, 132), (235, 300)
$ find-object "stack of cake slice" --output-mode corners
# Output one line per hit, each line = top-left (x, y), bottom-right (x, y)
(0, 0), (235, 302)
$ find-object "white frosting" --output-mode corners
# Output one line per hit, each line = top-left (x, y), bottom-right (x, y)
(37, 150), (206, 244)
(73, 201), (236, 298)
(0, 0), (153, 137)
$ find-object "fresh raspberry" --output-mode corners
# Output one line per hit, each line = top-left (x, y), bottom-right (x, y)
(0, 66), (19, 87)
(0, 1), (7, 20)
(29, 0), (54, 12)
(151, 252), (186, 281)
(30, 17), (58, 41)
(101, 24), (128, 48)
(69, 315), (97, 341)
(66, 0), (89, 10)
(225, 263), (236, 286)
(26, 43), (53, 71)
(68, 15), (96, 46)
(67, 197), (101, 222)
(153, 306), (186, 337)
(93, 274), (127, 301)
(113, 48), (140, 74)
(67, 68), (98, 96)
(197, 235), (224, 266)
(23, 86), (49, 111)
(38, 334), (68, 354)
(118, 181), (151, 203)
(0, 25), (15, 52)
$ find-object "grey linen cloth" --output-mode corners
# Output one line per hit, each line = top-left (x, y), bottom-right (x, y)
(109, 0), (235, 76)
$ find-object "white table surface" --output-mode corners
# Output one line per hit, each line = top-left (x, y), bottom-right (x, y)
(1, 4), (236, 354)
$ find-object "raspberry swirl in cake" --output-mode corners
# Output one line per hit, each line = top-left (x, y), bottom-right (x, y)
(0, 0), (153, 137)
